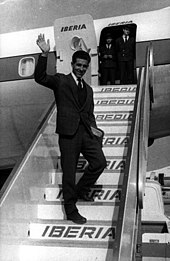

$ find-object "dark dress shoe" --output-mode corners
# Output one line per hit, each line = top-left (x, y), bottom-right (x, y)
(78, 193), (94, 202)
(67, 211), (87, 224)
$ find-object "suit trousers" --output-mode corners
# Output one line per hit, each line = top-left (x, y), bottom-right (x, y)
(100, 67), (116, 85)
(58, 123), (106, 215)
(119, 60), (134, 84)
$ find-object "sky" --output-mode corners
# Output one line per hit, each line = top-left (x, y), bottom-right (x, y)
(0, 0), (170, 34)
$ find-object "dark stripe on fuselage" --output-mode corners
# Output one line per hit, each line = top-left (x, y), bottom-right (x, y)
(0, 38), (170, 82)
(136, 38), (170, 67)
(0, 52), (56, 82)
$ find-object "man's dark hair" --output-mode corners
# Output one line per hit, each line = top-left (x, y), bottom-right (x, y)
(123, 25), (130, 31)
(72, 50), (91, 64)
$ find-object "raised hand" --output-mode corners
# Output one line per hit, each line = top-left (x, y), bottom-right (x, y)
(36, 34), (50, 53)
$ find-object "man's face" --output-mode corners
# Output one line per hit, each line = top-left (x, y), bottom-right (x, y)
(71, 58), (89, 79)
(106, 38), (112, 44)
(123, 28), (130, 36)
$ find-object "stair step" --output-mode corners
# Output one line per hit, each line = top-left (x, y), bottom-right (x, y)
(30, 156), (126, 185)
(30, 185), (121, 203)
(48, 169), (124, 186)
(33, 144), (128, 158)
(38, 133), (129, 150)
(94, 92), (135, 100)
(41, 132), (130, 147)
(37, 203), (119, 221)
(1, 241), (115, 261)
(39, 133), (130, 149)
(43, 109), (134, 126)
(44, 113), (134, 134)
(45, 114), (133, 135)
(103, 133), (130, 147)
(96, 125), (132, 134)
(94, 95), (134, 110)
(14, 202), (119, 221)
(94, 104), (134, 112)
(28, 220), (116, 243)
(104, 146), (128, 157)
(94, 93), (134, 101)
(92, 84), (136, 94)
(95, 110), (133, 124)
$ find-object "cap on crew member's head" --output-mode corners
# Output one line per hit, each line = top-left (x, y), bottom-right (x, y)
(106, 33), (113, 40)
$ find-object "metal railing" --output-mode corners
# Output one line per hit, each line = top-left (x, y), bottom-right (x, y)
(138, 42), (154, 209)
(112, 42), (154, 261)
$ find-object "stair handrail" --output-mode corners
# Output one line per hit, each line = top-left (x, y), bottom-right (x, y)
(138, 42), (154, 209)
(149, 42), (154, 103)
(112, 42), (154, 261)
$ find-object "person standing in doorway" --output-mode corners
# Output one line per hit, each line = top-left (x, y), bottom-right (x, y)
(34, 34), (106, 225)
(99, 33), (117, 85)
(116, 26), (135, 84)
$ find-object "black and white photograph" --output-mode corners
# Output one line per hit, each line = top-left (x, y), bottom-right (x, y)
(0, 1), (170, 260)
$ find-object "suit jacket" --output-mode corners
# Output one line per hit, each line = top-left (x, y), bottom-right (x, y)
(99, 44), (117, 68)
(34, 55), (97, 136)
(116, 36), (135, 62)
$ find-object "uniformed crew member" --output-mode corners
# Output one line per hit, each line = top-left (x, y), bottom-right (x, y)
(99, 33), (117, 85)
(116, 26), (135, 84)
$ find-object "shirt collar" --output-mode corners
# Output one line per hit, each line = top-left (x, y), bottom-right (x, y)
(71, 72), (82, 85)
(106, 44), (111, 48)
(123, 35), (129, 39)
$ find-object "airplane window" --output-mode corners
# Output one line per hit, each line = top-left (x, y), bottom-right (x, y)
(18, 57), (35, 77)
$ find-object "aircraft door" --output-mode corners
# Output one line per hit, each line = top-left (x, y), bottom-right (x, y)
(99, 24), (137, 85)
(54, 14), (98, 85)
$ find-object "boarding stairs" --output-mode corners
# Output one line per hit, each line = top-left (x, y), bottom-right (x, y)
(0, 81), (142, 261)
(29, 84), (137, 259)
(0, 42), (154, 261)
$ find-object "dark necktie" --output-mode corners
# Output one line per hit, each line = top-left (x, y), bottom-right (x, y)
(125, 36), (128, 43)
(77, 78), (86, 106)
(77, 78), (83, 89)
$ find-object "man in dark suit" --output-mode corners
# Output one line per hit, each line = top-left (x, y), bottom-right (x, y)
(116, 26), (135, 84)
(99, 33), (117, 85)
(35, 34), (106, 224)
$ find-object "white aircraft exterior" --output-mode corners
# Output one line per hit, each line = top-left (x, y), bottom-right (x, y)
(0, 7), (170, 57)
